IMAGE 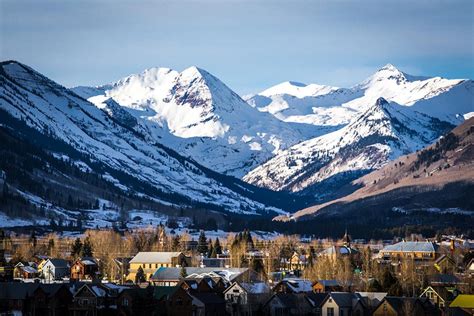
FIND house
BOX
[320,292,366,316]
[13,262,39,279]
[128,252,191,281]
[312,280,344,293]
[70,257,99,280]
[272,278,313,294]
[0,283,72,316]
[112,257,131,283]
[117,286,160,316]
[306,293,329,316]
[167,285,226,316]
[42,258,70,281]
[223,281,271,315]
[379,241,438,264]
[448,294,474,315]
[167,287,196,316]
[318,231,359,261]
[373,296,439,316]
[70,282,130,316]
[434,255,457,273]
[263,292,315,316]
[355,292,387,313]
[30,284,73,316]
[289,252,309,271]
[419,285,457,308]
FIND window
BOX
[123,298,129,306]
[327,307,334,316]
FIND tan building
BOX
[379,241,438,263]
[128,252,190,281]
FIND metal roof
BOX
[381,241,437,253]
[130,252,183,264]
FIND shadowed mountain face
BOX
[279,117,474,223]
[0,60,296,221]
[0,60,472,233]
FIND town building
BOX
[223,281,271,315]
[42,258,70,281]
[70,257,99,280]
[128,252,191,281]
[378,241,438,263]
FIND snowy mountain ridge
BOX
[0,60,286,216]
[73,65,329,177]
[245,64,473,126]
[243,97,455,193]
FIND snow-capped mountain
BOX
[245,64,473,126]
[0,60,287,215]
[243,97,455,192]
[73,67,329,177]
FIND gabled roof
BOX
[306,292,329,307]
[382,296,419,312]
[240,282,270,294]
[268,292,312,309]
[151,267,248,283]
[421,286,454,302]
[319,245,358,256]
[316,279,342,287]
[323,292,361,308]
[435,254,455,265]
[273,278,313,293]
[429,273,461,285]
[381,241,437,253]
[130,252,183,264]
[190,292,225,305]
[46,258,69,268]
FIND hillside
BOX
[0,60,299,224]
[280,117,474,223]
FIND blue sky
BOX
[1,0,473,94]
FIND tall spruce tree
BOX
[197,230,208,255]
[214,237,222,256]
[71,238,83,258]
[82,237,93,257]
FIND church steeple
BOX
[342,229,351,246]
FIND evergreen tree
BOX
[135,266,146,283]
[251,258,266,276]
[208,239,214,258]
[71,238,83,258]
[48,238,55,256]
[214,237,222,256]
[82,236,93,257]
[180,265,187,278]
[197,230,208,255]
[29,231,37,249]
[172,235,181,251]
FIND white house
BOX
[42,259,70,281]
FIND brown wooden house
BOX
[70,258,99,281]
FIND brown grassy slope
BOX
[280,117,474,221]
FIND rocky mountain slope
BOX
[279,117,474,222]
[0,60,293,219]
[73,67,329,177]
[244,97,455,194]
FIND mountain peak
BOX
[375,97,389,107]
[378,63,399,72]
